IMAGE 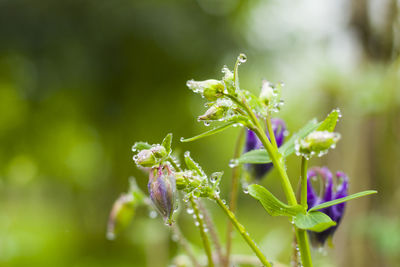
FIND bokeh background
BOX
[0,0,399,266]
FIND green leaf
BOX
[132,142,151,152]
[180,122,235,143]
[317,109,341,132]
[248,184,305,217]
[237,149,272,164]
[294,211,336,232]
[184,151,205,176]
[236,119,319,164]
[308,190,377,212]
[161,133,173,155]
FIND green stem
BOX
[295,229,313,267]
[214,196,272,267]
[225,128,245,267]
[226,94,313,266]
[300,157,308,208]
[297,156,312,267]
[266,115,278,149]
[190,197,214,267]
[226,94,297,205]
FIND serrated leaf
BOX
[132,142,151,152]
[180,122,235,143]
[161,133,173,155]
[317,109,340,132]
[184,151,205,176]
[248,184,305,217]
[294,211,336,232]
[308,190,377,212]
[236,119,319,164]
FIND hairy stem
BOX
[225,128,245,267]
[300,157,308,208]
[190,197,214,267]
[266,115,278,149]
[172,224,201,267]
[214,196,272,267]
[295,229,313,267]
[198,201,224,265]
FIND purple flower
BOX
[148,165,177,225]
[307,167,348,246]
[244,118,286,179]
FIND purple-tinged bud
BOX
[148,165,177,225]
[150,145,167,158]
[307,167,349,246]
[244,118,286,179]
[107,193,135,240]
[186,79,225,101]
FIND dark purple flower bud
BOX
[244,118,286,179]
[148,165,177,225]
[307,167,349,246]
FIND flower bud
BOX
[107,193,135,240]
[148,166,177,225]
[198,105,228,121]
[259,80,274,105]
[134,149,156,167]
[307,167,348,246]
[151,145,167,158]
[186,79,225,101]
[203,80,224,101]
[298,131,341,157]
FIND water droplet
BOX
[194,221,200,226]
[204,228,209,232]
[133,155,139,161]
[229,159,239,168]
[149,210,158,218]
[237,53,247,64]
[106,232,116,240]
[180,137,185,142]
[187,208,194,214]
[204,121,210,126]
[172,234,179,242]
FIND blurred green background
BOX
[0,0,399,266]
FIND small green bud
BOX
[259,80,274,105]
[296,131,341,158]
[198,104,228,121]
[186,79,224,101]
[134,149,156,167]
[151,145,167,159]
[107,193,135,240]
[202,80,224,101]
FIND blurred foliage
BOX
[0,0,399,266]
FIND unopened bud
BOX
[148,166,177,225]
[198,105,228,121]
[135,149,156,167]
[259,80,274,105]
[298,131,341,156]
[151,145,167,158]
[107,193,135,240]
